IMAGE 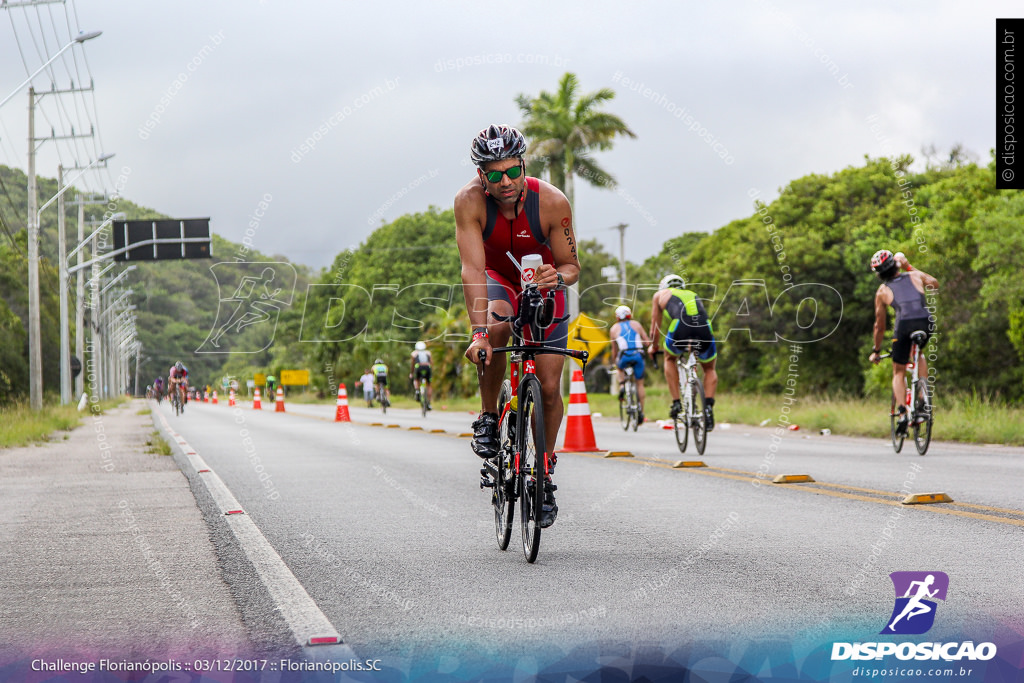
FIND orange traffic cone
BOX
[228,389,236,407]
[335,384,351,422]
[253,388,262,410]
[275,386,285,412]
[212,390,218,405]
[557,368,600,452]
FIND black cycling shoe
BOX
[471,412,500,459]
[539,477,558,528]
[669,400,682,420]
[895,413,909,436]
[704,405,715,432]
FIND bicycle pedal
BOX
[480,477,494,489]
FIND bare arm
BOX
[648,291,665,354]
[454,186,490,331]
[870,285,889,361]
[533,184,580,289]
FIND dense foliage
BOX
[3,153,1021,405]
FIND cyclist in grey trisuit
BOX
[868,250,939,436]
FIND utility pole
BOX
[26,87,42,409]
[610,223,628,300]
[75,196,108,400]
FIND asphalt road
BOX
[157,397,1024,679]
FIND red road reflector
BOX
[308,635,341,646]
[225,509,245,515]
[198,468,211,473]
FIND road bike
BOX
[169,381,185,416]
[879,330,933,455]
[478,283,588,563]
[376,379,390,414]
[662,343,708,455]
[619,364,641,431]
[416,377,430,417]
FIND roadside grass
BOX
[0,396,128,449]
[232,384,1024,445]
[145,430,173,456]
[136,407,151,416]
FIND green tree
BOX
[515,72,636,210]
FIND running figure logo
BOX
[198,262,296,353]
[881,571,949,635]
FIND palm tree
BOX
[515,72,636,214]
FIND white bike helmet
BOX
[614,305,631,320]
[659,274,685,290]
[415,341,426,350]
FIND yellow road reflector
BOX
[902,492,953,505]
[430,429,446,433]
[673,460,707,468]
[458,432,473,437]
[386,424,401,428]
[604,451,633,458]
[369,422,383,426]
[772,474,815,483]
[407,426,423,431]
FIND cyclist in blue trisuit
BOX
[610,305,650,425]
[648,274,718,430]
[868,250,939,436]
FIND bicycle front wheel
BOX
[518,376,545,563]
[890,395,905,453]
[494,381,515,551]
[913,381,932,455]
[691,377,708,455]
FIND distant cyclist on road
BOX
[168,361,189,407]
[868,250,939,436]
[455,124,581,529]
[153,376,164,402]
[648,274,718,429]
[410,341,433,410]
[610,305,650,425]
[372,358,390,404]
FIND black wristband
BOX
[872,348,880,354]
[472,327,488,336]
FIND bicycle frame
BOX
[480,283,588,563]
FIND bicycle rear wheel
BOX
[675,383,690,453]
[913,380,932,455]
[518,376,545,563]
[691,377,708,455]
[494,381,515,550]
[420,382,428,417]
[890,395,905,453]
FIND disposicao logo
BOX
[882,571,948,635]
[831,571,997,662]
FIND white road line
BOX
[155,412,347,649]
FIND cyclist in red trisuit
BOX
[455,124,581,528]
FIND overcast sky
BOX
[0,1,1012,271]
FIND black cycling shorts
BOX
[891,317,934,365]
[415,366,431,381]
[376,374,388,387]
